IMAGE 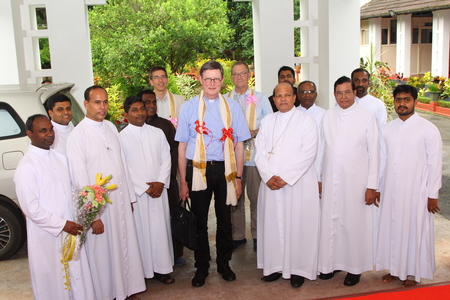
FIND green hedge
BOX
[418,96,431,104]
[438,100,450,109]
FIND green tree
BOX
[224,0,253,62]
[89,0,232,95]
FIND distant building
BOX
[359,0,450,78]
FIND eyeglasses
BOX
[202,77,222,84]
[299,90,316,94]
[232,72,248,77]
[152,75,167,80]
[335,90,353,96]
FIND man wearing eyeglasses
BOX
[351,68,387,133]
[296,80,325,127]
[316,76,379,287]
[175,60,251,287]
[227,61,272,252]
[149,66,185,127]
[268,66,300,112]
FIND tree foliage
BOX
[89,0,232,95]
[224,0,253,62]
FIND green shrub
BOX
[418,96,431,104]
[438,100,450,109]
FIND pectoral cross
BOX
[268,151,274,160]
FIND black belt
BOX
[187,159,224,166]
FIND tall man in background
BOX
[268,66,300,112]
[296,80,325,127]
[228,61,272,251]
[46,93,73,155]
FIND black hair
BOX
[26,114,48,132]
[123,96,144,113]
[46,93,71,111]
[334,76,352,92]
[277,66,295,78]
[137,89,155,98]
[393,84,418,100]
[351,68,370,80]
[298,80,317,92]
[84,85,106,101]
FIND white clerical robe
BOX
[255,107,320,280]
[317,103,379,275]
[376,113,442,281]
[66,117,146,300]
[297,103,325,128]
[120,123,174,277]
[14,144,95,300]
[356,94,387,133]
[51,120,73,155]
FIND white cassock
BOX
[120,123,174,277]
[51,120,73,155]
[317,103,379,275]
[255,107,320,280]
[14,145,95,300]
[297,103,325,128]
[66,117,146,300]
[356,94,387,133]
[376,113,442,281]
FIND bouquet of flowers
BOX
[61,173,116,289]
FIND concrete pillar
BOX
[1,0,105,105]
[368,17,382,62]
[318,0,361,108]
[252,0,296,97]
[431,9,450,77]
[396,14,412,78]
[0,0,21,84]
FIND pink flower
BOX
[246,94,257,106]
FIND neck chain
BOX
[268,111,295,160]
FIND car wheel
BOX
[0,204,26,260]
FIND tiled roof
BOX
[361,0,450,19]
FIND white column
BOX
[395,14,412,78]
[0,0,21,84]
[431,9,450,77]
[318,0,361,108]
[369,17,382,61]
[252,0,295,97]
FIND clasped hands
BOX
[146,182,164,198]
[266,175,287,190]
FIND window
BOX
[381,29,388,45]
[390,20,397,44]
[0,103,26,140]
[412,28,419,44]
[361,29,369,45]
[421,28,432,44]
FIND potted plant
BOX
[427,83,441,102]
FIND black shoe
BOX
[191,269,209,287]
[344,273,361,286]
[261,272,282,282]
[290,275,305,288]
[217,265,236,281]
[233,238,247,250]
[319,270,341,280]
[253,238,257,252]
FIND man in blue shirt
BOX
[175,60,251,287]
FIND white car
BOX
[0,82,84,260]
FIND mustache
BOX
[398,106,408,110]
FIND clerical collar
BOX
[29,143,50,156]
[203,95,219,103]
[279,106,296,119]
[127,123,145,131]
[51,120,72,132]
[337,101,357,114]
[84,116,103,128]
[400,111,417,123]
